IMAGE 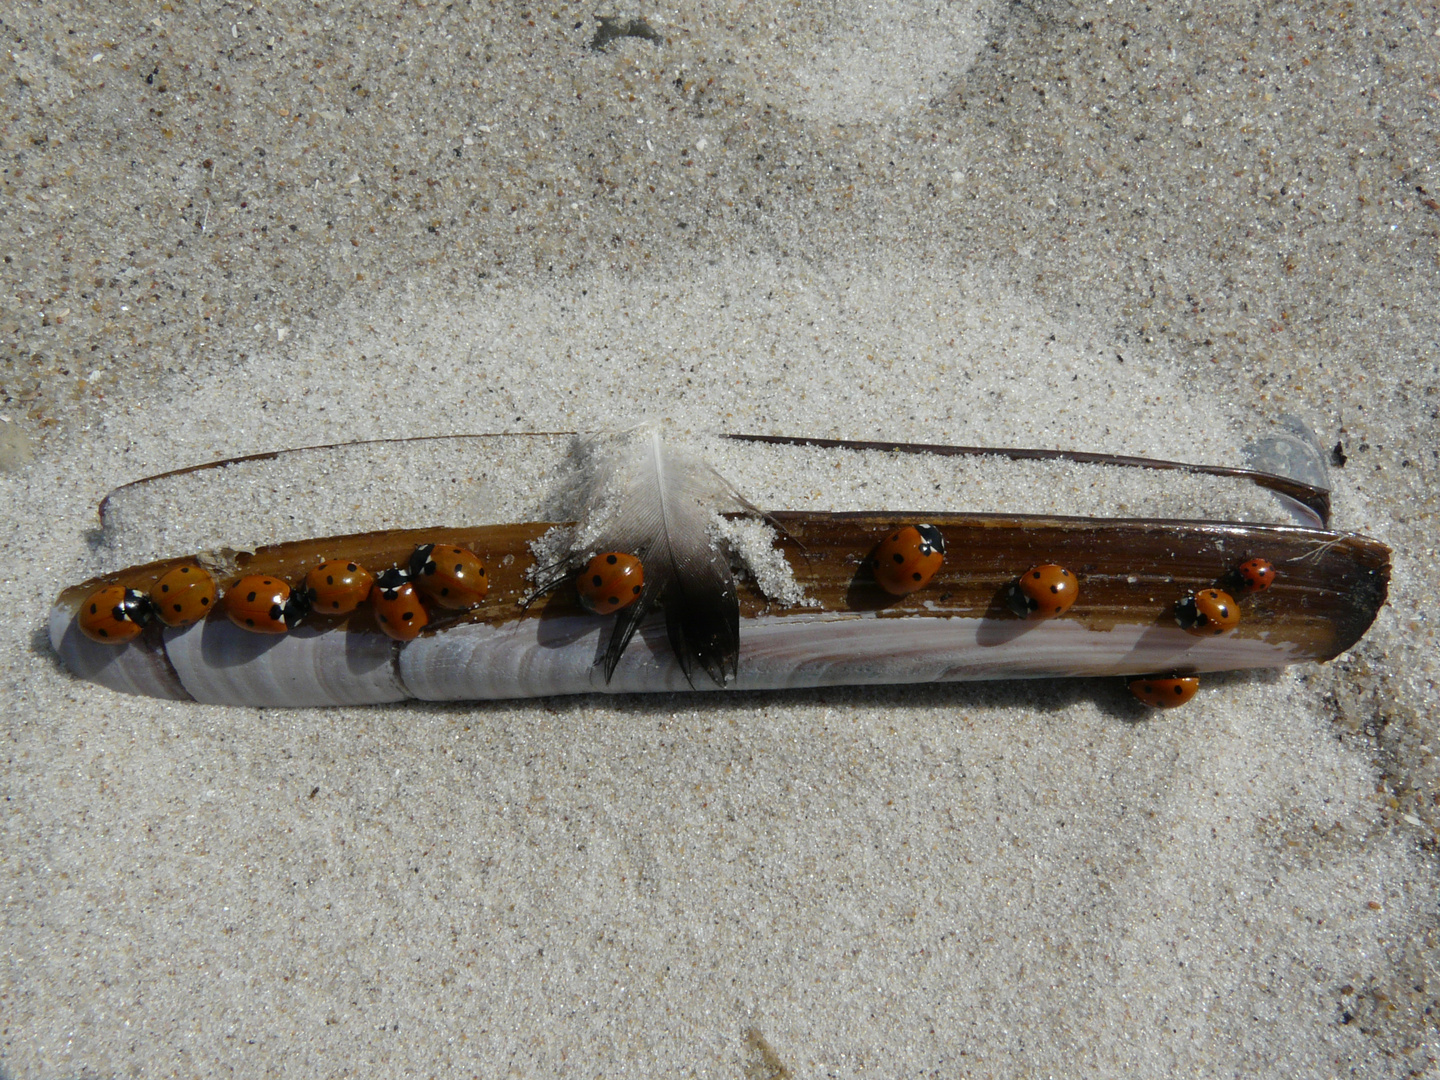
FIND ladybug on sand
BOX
[371,567,430,641]
[577,552,644,615]
[78,585,154,643]
[304,560,375,615]
[872,524,946,596]
[1176,588,1240,637]
[409,544,488,609]
[223,575,309,634]
[1129,675,1200,708]
[1007,564,1080,619]
[150,565,216,628]
[1235,557,1276,594]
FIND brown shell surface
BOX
[54,512,1390,666]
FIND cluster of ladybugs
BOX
[75,523,1275,711]
[77,545,645,645]
[872,524,1277,710]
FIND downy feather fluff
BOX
[546,428,758,686]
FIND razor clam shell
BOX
[725,433,1334,526]
[50,513,1390,706]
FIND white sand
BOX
[3,1,1437,1075]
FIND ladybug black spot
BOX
[892,553,905,564]
[606,554,618,564]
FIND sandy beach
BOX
[3,1,1437,1075]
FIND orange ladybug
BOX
[1236,557,1276,594]
[872,524,945,596]
[223,575,307,634]
[149,565,216,627]
[1008,564,1079,619]
[77,585,153,643]
[1129,675,1200,708]
[409,544,488,609]
[371,567,429,641]
[577,552,644,615]
[1176,588,1240,636]
[303,560,375,615]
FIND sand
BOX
[3,0,1437,1075]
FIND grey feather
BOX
[571,429,751,686]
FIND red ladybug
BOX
[872,524,945,596]
[1236,557,1276,594]
[1129,676,1200,708]
[409,544,488,609]
[223,575,308,634]
[303,560,375,615]
[149,565,216,627]
[577,552,644,615]
[1176,588,1240,636]
[371,567,429,641]
[77,585,153,643]
[1008,564,1079,619]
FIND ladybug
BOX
[223,575,309,634]
[1236,557,1276,594]
[1007,564,1079,619]
[872,524,946,596]
[371,567,429,641]
[1129,676,1200,708]
[577,551,644,615]
[303,559,375,615]
[409,544,488,609]
[77,585,154,643]
[1176,588,1240,636]
[149,565,216,627]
